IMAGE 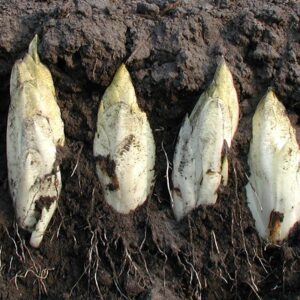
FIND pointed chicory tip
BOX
[214,56,232,83]
[265,87,276,98]
[28,34,40,63]
[112,63,132,86]
[260,87,279,108]
[219,55,226,66]
[116,63,129,77]
[117,63,126,72]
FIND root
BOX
[253,248,268,275]
[210,228,235,285]
[184,257,202,297]
[87,229,104,298]
[138,218,152,283]
[175,251,201,298]
[8,257,13,273]
[70,188,104,299]
[12,266,54,296]
[70,143,84,177]
[74,193,148,300]
[211,230,220,254]
[114,279,130,300]
[103,234,135,299]
[161,141,174,208]
[49,204,67,243]
[209,232,230,285]
[119,245,138,277]
[4,225,25,263]
[125,33,151,65]
[188,216,195,262]
[70,225,104,299]
[150,227,168,288]
[120,237,152,293]
[0,247,3,273]
[5,223,54,297]
[233,165,261,299]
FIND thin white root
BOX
[162,141,174,208]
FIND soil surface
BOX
[1,0,300,299]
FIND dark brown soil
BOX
[1,0,300,299]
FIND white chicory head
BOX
[172,59,239,221]
[93,64,155,214]
[246,89,300,242]
[7,35,65,248]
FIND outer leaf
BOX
[172,59,239,220]
[7,35,65,248]
[172,115,196,220]
[246,90,300,242]
[93,64,155,214]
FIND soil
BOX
[0,0,300,299]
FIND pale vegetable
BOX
[7,35,65,248]
[93,64,155,214]
[246,89,300,242]
[172,59,239,221]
